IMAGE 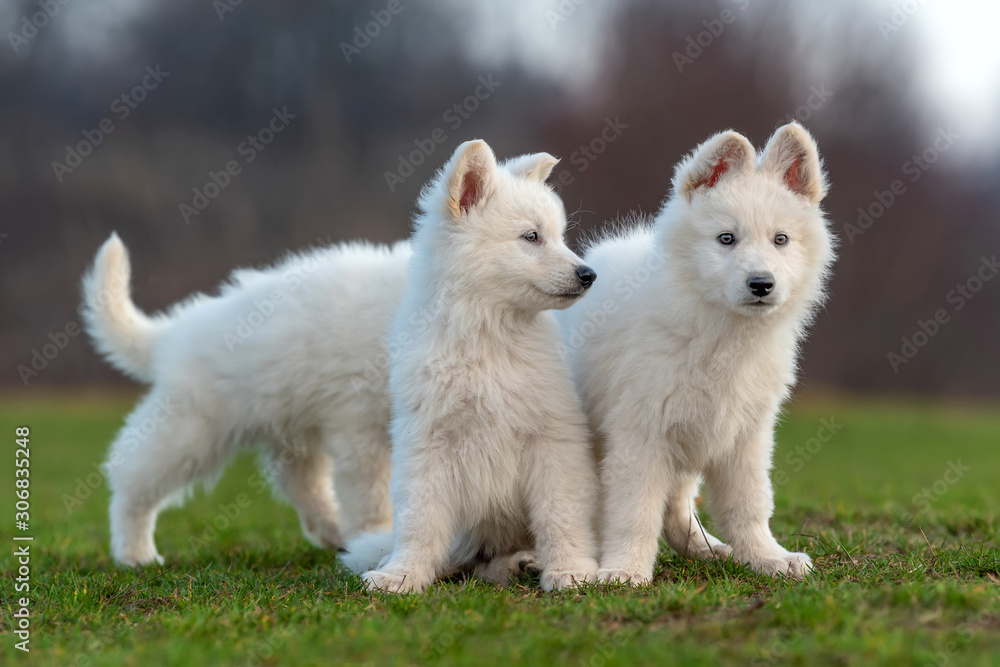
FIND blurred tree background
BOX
[1,0,997,396]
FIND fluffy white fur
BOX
[82,233,413,565]
[557,122,836,584]
[341,140,600,593]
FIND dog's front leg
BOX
[522,431,599,591]
[361,455,459,594]
[704,423,812,579]
[596,431,672,586]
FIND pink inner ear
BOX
[699,157,730,189]
[784,156,804,193]
[459,170,482,213]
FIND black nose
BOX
[576,266,596,289]
[747,274,775,297]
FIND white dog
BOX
[558,122,835,584]
[83,233,413,565]
[340,140,600,593]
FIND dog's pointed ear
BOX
[673,131,755,202]
[445,139,498,217]
[760,122,828,204]
[504,153,560,183]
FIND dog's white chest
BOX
[659,346,781,470]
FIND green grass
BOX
[1,394,998,666]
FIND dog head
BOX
[414,139,595,311]
[664,122,835,318]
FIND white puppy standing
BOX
[82,236,411,565]
[343,140,600,593]
[559,122,835,584]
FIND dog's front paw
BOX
[541,559,598,592]
[749,551,813,579]
[361,569,423,594]
[541,570,595,592]
[707,542,734,561]
[596,567,651,587]
[114,545,164,567]
[682,541,733,562]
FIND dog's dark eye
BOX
[718,233,735,245]
[774,234,789,246]
[523,231,539,243]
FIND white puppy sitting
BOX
[559,122,836,584]
[342,140,600,593]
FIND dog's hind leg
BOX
[661,474,732,561]
[326,426,393,538]
[266,431,344,550]
[465,517,538,584]
[107,392,228,566]
[474,550,542,584]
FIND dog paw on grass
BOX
[742,550,813,579]
[542,563,599,592]
[596,567,651,587]
[362,569,424,594]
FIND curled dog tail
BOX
[340,530,394,575]
[81,233,162,383]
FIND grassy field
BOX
[1,394,998,666]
